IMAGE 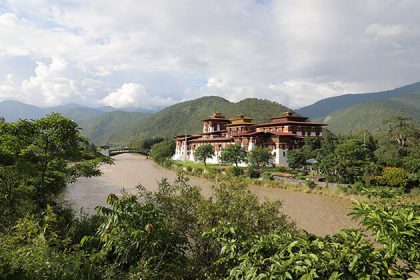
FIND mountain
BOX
[77,111,150,145]
[0,100,47,122]
[129,96,292,141]
[297,82,420,135]
[47,103,105,123]
[297,82,420,121]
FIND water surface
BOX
[62,153,357,236]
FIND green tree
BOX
[0,113,110,210]
[247,147,273,171]
[219,144,247,167]
[334,138,372,184]
[149,139,175,162]
[286,149,305,169]
[193,144,215,166]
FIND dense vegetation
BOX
[1,114,419,279]
[286,116,420,190]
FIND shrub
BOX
[248,167,260,178]
[262,172,274,181]
[306,179,316,188]
[228,166,244,177]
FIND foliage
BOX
[317,138,374,184]
[130,136,164,150]
[0,114,111,224]
[376,167,409,188]
[0,206,101,279]
[149,139,175,162]
[91,192,188,278]
[219,144,247,167]
[193,144,215,166]
[247,147,274,171]
[286,149,305,169]
[351,188,420,276]
[206,189,420,279]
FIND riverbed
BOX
[62,153,357,236]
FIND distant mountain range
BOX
[0,97,291,144]
[297,82,420,135]
[1,81,419,143]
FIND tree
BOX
[376,116,420,165]
[286,149,305,169]
[247,147,273,171]
[193,144,215,166]
[0,113,110,210]
[334,138,372,184]
[150,139,175,162]
[219,144,247,167]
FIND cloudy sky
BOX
[0,0,419,110]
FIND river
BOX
[62,153,357,236]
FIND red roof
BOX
[174,134,201,140]
[254,120,326,127]
[231,131,298,137]
[201,130,227,135]
[270,131,298,136]
[201,117,231,122]
[189,137,233,143]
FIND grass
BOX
[173,160,227,169]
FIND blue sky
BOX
[0,0,419,109]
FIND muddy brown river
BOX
[62,153,357,236]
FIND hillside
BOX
[325,91,420,135]
[296,82,420,135]
[78,111,150,144]
[297,82,420,121]
[0,101,106,122]
[0,100,47,121]
[128,96,292,143]
[48,103,105,123]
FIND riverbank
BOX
[63,153,358,236]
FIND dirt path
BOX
[62,153,357,236]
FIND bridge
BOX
[100,146,149,157]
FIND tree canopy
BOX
[193,144,215,166]
[219,144,247,167]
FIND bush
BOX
[306,179,316,188]
[262,172,274,181]
[228,166,244,177]
[248,167,260,178]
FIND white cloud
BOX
[21,56,79,106]
[0,0,420,109]
[100,83,174,109]
[366,23,414,38]
[0,74,18,101]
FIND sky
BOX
[0,0,419,110]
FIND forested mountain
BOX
[129,96,292,143]
[0,97,292,145]
[297,82,420,135]
[78,111,150,144]
[297,82,420,120]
